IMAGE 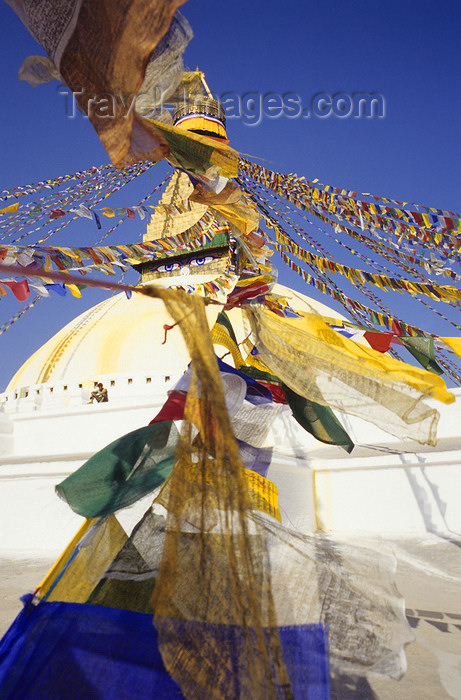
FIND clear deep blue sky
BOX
[0,1,460,390]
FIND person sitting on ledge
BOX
[89,382,108,403]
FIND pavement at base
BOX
[0,557,55,636]
[0,535,460,699]
[331,534,461,699]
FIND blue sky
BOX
[0,0,460,390]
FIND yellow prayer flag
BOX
[66,283,82,298]
[211,323,245,368]
[38,518,97,598]
[212,200,259,235]
[0,202,19,213]
[245,471,281,521]
[259,307,454,404]
[181,458,281,521]
[46,517,127,603]
[439,337,461,358]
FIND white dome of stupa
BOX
[5,282,344,398]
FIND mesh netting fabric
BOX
[253,514,413,679]
[148,289,292,698]
[83,505,412,682]
[244,306,454,446]
[86,509,166,614]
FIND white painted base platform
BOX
[0,379,460,555]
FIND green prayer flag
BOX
[401,337,444,375]
[216,310,239,345]
[154,123,215,175]
[241,364,284,385]
[369,311,381,326]
[282,384,354,453]
[56,422,178,518]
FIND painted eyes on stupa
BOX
[190,255,214,267]
[156,262,180,273]
[155,255,217,273]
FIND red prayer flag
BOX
[150,391,187,424]
[363,331,394,353]
[2,279,31,301]
[259,382,287,404]
[49,210,66,220]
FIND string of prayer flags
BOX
[238,163,461,385]
[0,163,143,202]
[270,216,461,304]
[0,295,41,337]
[245,173,461,284]
[240,158,461,242]
[274,244,428,336]
[0,218,227,283]
[0,164,170,253]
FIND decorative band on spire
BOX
[173,97,227,140]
